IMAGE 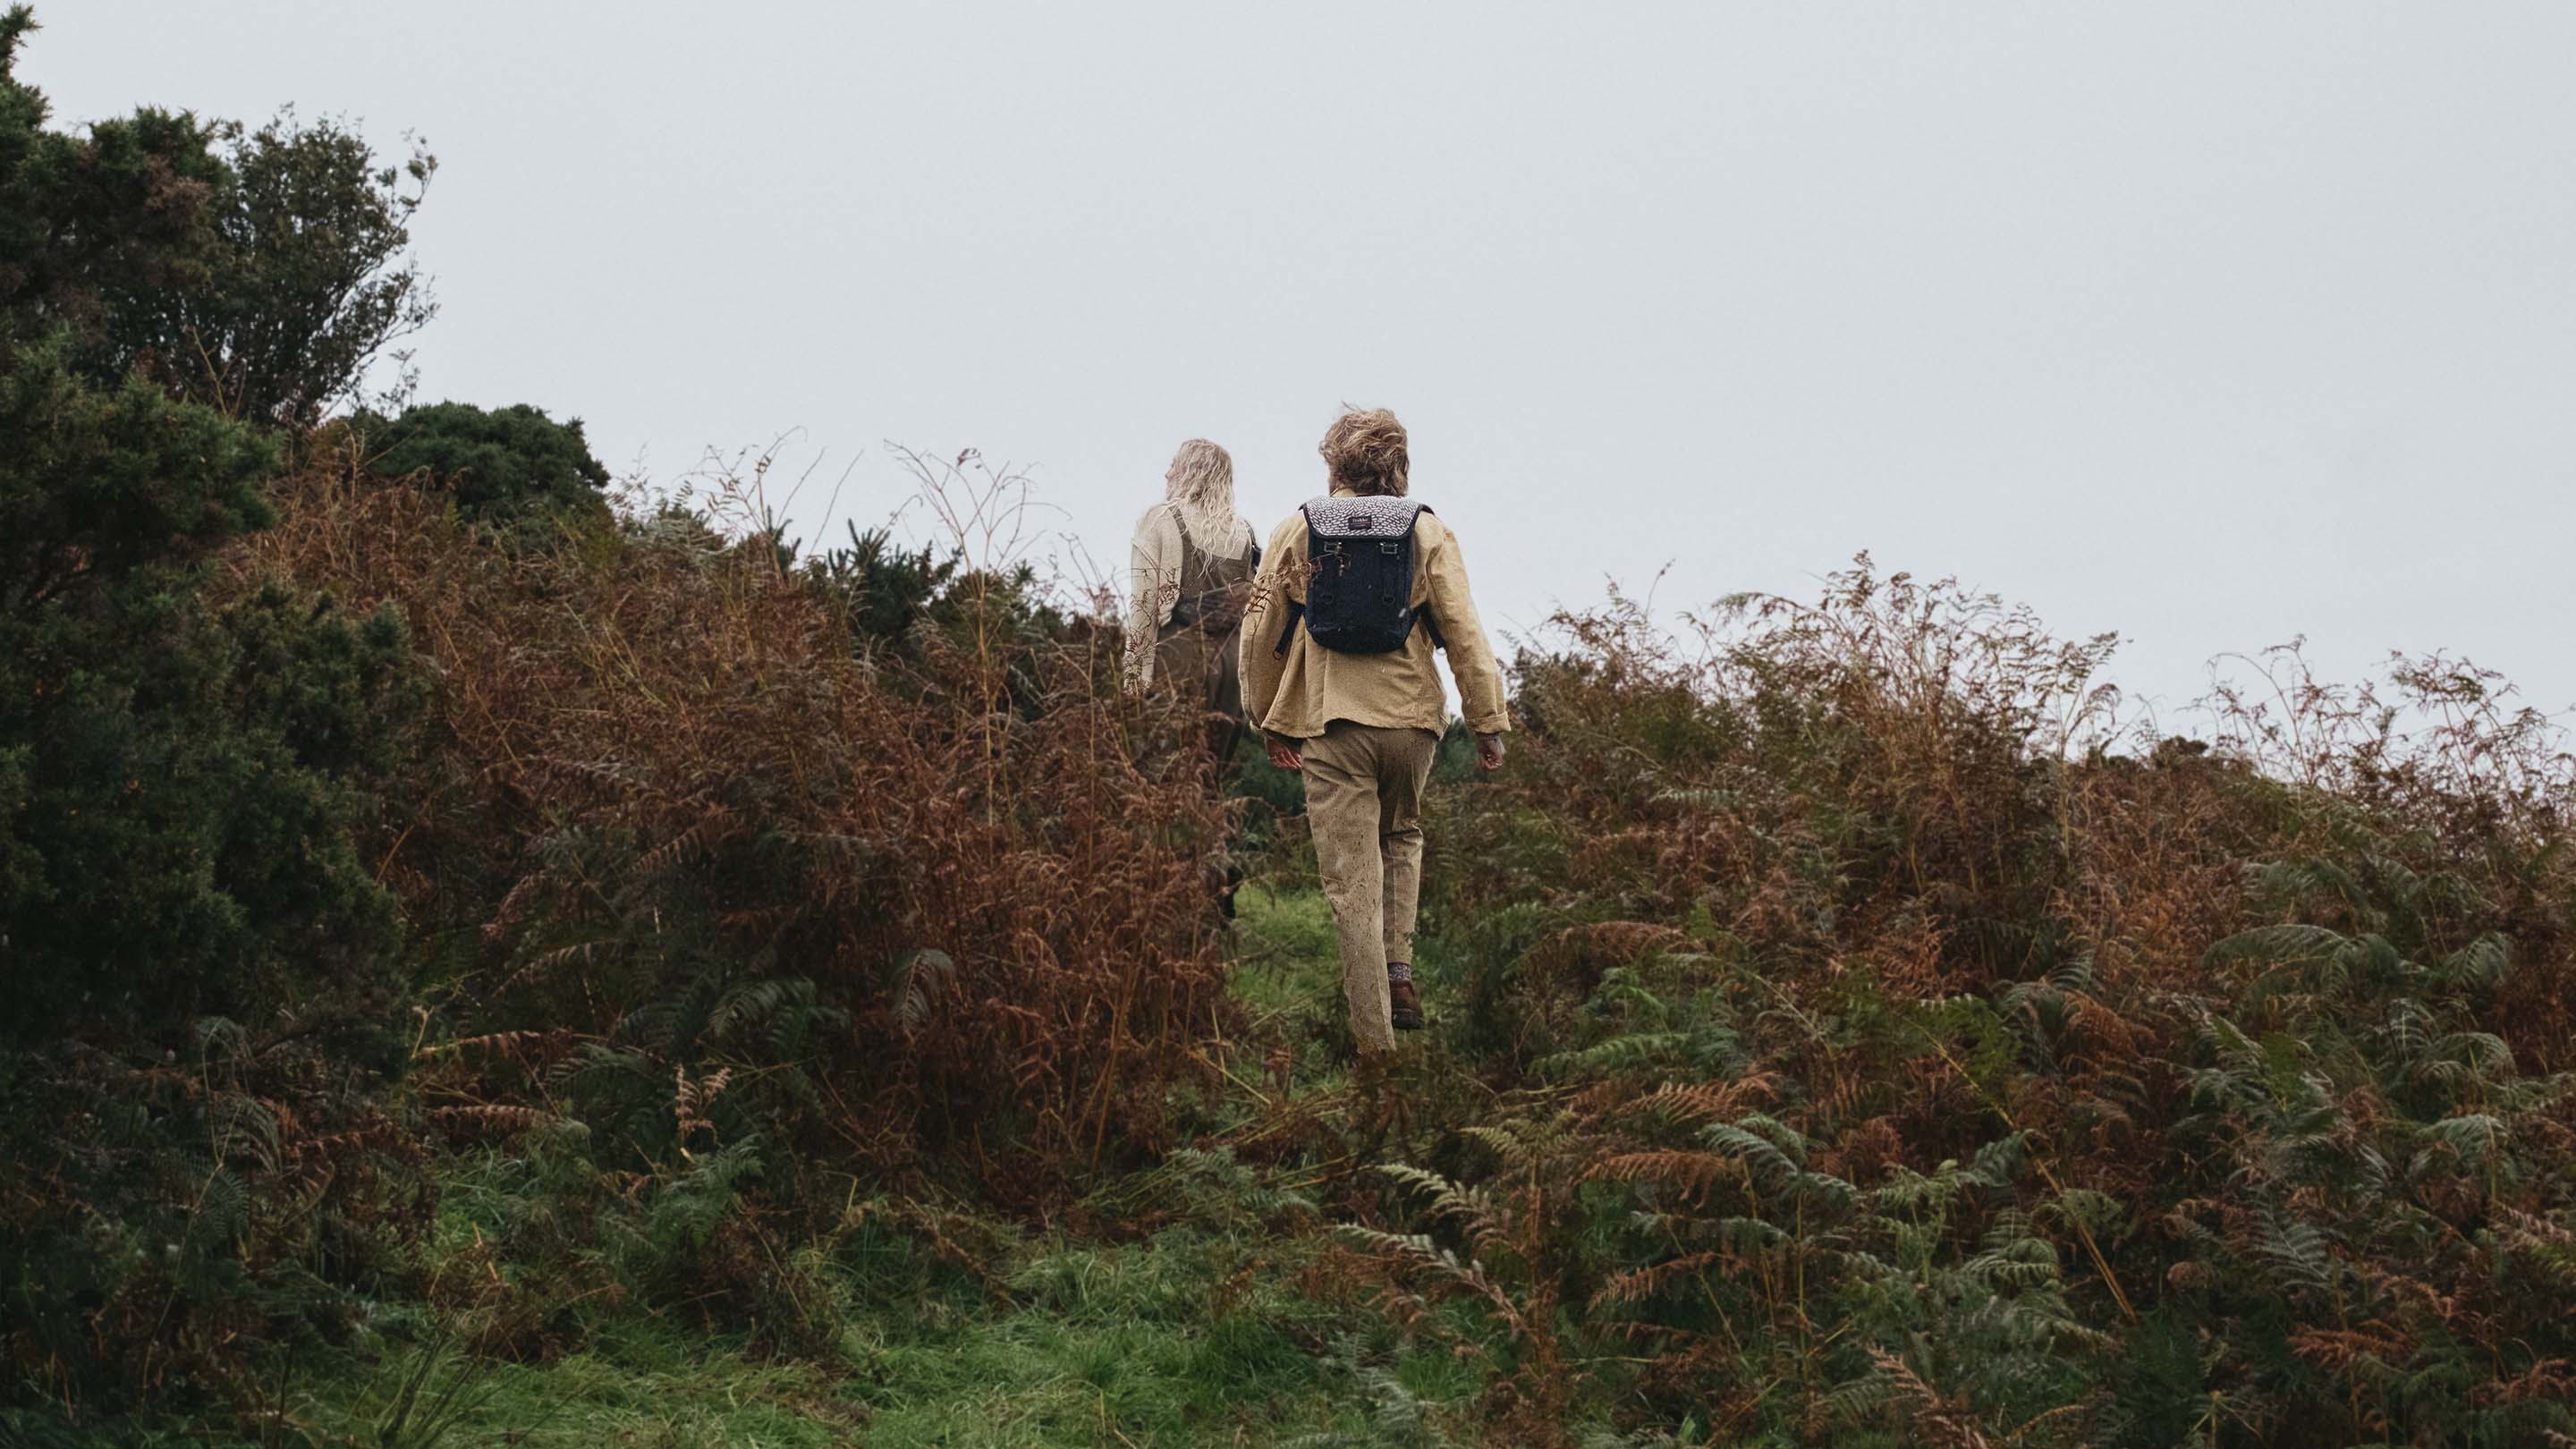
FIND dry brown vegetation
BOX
[228,455,1242,1201]
[1330,560,2576,1446]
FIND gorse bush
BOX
[798,520,961,661]
[349,400,612,528]
[1329,558,2576,1447]
[1,15,433,1417]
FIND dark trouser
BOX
[1154,623,1247,764]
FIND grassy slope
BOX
[199,886,1493,1449]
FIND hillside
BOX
[16,444,2575,1448]
[6,11,2576,1446]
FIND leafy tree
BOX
[0,5,434,430]
[150,108,437,428]
[0,14,419,1046]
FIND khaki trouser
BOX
[1300,720,1438,1053]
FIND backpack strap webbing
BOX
[1272,599,1304,658]
[1409,503,1444,649]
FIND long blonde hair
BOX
[1164,437,1243,551]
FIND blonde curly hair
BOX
[1318,406,1409,498]
[1163,437,1241,549]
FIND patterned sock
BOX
[1385,962,1412,983]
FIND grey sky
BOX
[34,2,2576,720]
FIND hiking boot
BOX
[1387,972,1426,1032]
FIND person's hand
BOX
[1266,734,1304,771]
[1475,733,1506,771]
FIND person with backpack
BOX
[1239,407,1509,1052]
[1123,438,1263,764]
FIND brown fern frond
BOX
[1866,1347,1995,1449]
[415,1028,574,1060]
[2474,1357,2576,1409]
[1555,920,1696,961]
[2287,1322,2412,1377]
[1589,1251,1719,1309]
[673,1064,733,1139]
[427,1104,552,1136]
[1580,1149,1738,1200]
[480,870,544,941]
[638,805,734,873]
[1612,1075,1781,1126]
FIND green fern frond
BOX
[1374,1163,1500,1236]
[2209,922,2353,968]
[2437,933,2512,989]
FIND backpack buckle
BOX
[1377,541,1401,555]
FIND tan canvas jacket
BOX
[1239,488,1510,741]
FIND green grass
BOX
[1230,877,1477,1070]
[251,1321,855,1449]
[1224,883,1362,1109]
[1229,882,1342,1023]
[165,886,1501,1449]
[844,1230,1418,1448]
[229,1220,1464,1449]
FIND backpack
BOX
[1271,496,1447,657]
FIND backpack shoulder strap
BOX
[1271,594,1305,657]
[1398,501,1443,648]
[1271,502,1319,657]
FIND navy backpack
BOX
[1272,496,1446,657]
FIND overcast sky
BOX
[32,3,2576,722]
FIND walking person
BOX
[1239,407,1508,1053]
[1123,438,1262,765]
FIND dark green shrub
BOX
[1,13,428,1417]
[353,400,611,527]
[0,338,415,1046]
[798,521,960,658]
[0,348,423,1413]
